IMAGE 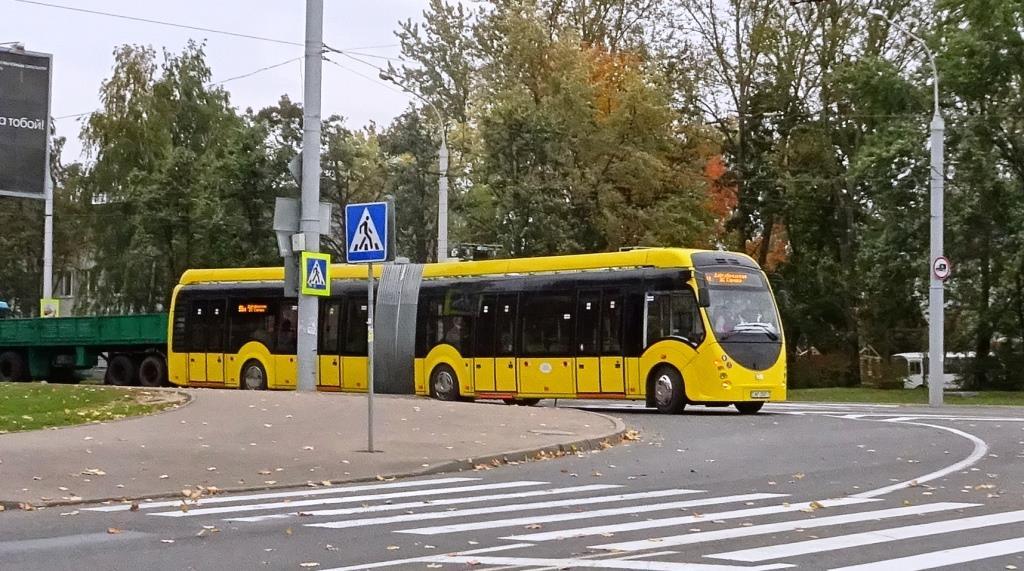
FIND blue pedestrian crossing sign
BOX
[300,252,331,296]
[345,201,390,263]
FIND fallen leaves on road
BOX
[622,430,640,441]
[299,563,320,568]
[107,528,122,535]
[793,473,806,480]
[386,545,400,551]
[130,502,140,512]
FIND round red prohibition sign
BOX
[933,256,952,281]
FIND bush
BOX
[789,353,854,389]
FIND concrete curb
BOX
[2,409,628,510]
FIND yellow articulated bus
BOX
[167,248,786,414]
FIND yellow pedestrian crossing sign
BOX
[300,252,331,296]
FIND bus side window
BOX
[276,301,298,354]
[601,293,624,355]
[172,295,190,353]
[521,292,574,356]
[670,292,704,343]
[227,298,278,353]
[319,300,342,355]
[645,293,669,345]
[342,298,368,356]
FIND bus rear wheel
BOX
[502,398,540,406]
[105,355,138,386]
[0,351,27,382]
[430,365,460,401]
[138,355,167,387]
[652,367,686,414]
[735,401,764,415]
[241,360,267,390]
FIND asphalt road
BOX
[5,400,1024,570]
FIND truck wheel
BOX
[138,356,167,387]
[0,351,27,382]
[241,360,267,390]
[50,366,80,384]
[105,355,138,386]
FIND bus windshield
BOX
[703,270,781,340]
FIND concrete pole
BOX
[297,0,323,392]
[437,132,449,262]
[928,111,945,407]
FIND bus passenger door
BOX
[599,293,625,393]
[575,291,601,394]
[204,299,226,384]
[341,298,368,391]
[494,295,518,392]
[472,295,497,392]
[318,300,342,388]
[187,300,208,383]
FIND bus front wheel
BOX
[735,401,764,415]
[651,367,686,414]
[241,360,267,390]
[430,365,460,402]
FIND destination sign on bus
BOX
[705,271,762,287]
[237,303,269,314]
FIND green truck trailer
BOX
[0,314,169,386]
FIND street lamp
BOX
[379,70,450,263]
[869,9,945,407]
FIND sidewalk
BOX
[0,390,624,507]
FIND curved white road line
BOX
[849,420,989,499]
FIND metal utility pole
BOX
[377,71,449,262]
[296,0,324,392]
[870,9,945,406]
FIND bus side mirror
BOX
[695,273,711,308]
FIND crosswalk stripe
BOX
[224,484,621,523]
[709,506,1023,562]
[591,502,976,552]
[352,554,793,571]
[397,492,789,536]
[829,536,1024,571]
[322,543,537,571]
[150,480,547,518]
[84,476,479,512]
[307,488,706,530]
[504,497,871,543]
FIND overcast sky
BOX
[1,0,429,161]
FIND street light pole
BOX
[378,71,449,262]
[870,9,944,407]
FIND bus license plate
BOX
[750,390,771,399]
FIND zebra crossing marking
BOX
[322,542,535,571]
[708,506,1024,562]
[502,497,875,542]
[224,484,620,523]
[307,488,707,530]
[830,536,1024,571]
[338,554,793,571]
[83,476,479,512]
[150,480,547,518]
[591,502,977,552]
[396,492,790,535]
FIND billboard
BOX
[0,48,51,198]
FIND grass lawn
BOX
[0,383,183,433]
[789,387,1024,406]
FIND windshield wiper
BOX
[721,322,779,341]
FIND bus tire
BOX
[735,401,764,415]
[105,355,138,386]
[651,366,686,414]
[241,360,268,391]
[516,398,541,406]
[0,351,27,382]
[430,364,460,402]
[138,355,167,387]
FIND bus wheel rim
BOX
[434,370,454,396]
[655,373,674,406]
[244,365,264,389]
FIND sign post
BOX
[345,201,391,453]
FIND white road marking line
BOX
[150,480,547,518]
[591,502,975,552]
[307,488,706,530]
[852,421,988,499]
[84,476,480,512]
[398,492,789,536]
[829,536,1024,571]
[710,505,1012,561]
[322,542,535,570]
[362,554,793,571]
[507,497,871,542]
[224,484,621,522]
[494,551,682,571]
